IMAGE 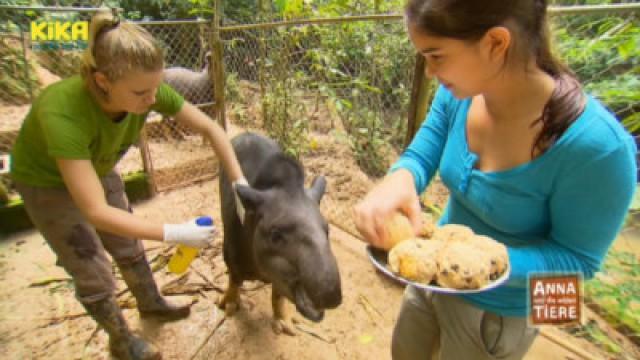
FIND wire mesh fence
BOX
[222,17,414,170]
[137,20,219,192]
[220,17,416,236]
[553,9,639,130]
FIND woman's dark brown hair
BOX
[406,0,586,155]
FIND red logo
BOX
[529,274,582,325]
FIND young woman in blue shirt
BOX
[354,0,636,359]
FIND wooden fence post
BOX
[211,0,226,130]
[405,54,433,148]
[138,127,157,196]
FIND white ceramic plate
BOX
[366,245,510,294]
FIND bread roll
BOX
[436,242,491,289]
[431,224,474,242]
[384,212,415,250]
[467,235,509,279]
[418,212,436,238]
[389,238,444,284]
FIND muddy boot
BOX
[119,255,191,321]
[82,296,161,360]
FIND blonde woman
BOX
[10,10,248,360]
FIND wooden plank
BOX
[153,156,219,192]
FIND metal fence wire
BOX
[137,20,218,193]
[222,18,415,170]
[0,5,639,226]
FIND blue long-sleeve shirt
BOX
[390,86,637,317]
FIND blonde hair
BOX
[81,9,164,100]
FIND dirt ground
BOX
[0,180,613,360]
[0,204,405,360]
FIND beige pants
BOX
[15,171,144,304]
[392,286,538,360]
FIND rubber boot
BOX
[82,296,161,360]
[119,255,191,321]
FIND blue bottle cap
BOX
[196,216,213,226]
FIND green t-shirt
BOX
[10,75,184,187]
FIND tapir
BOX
[217,132,342,334]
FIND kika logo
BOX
[30,20,88,51]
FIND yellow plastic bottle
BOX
[168,216,213,274]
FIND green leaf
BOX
[617,40,633,60]
[622,113,640,133]
[337,99,352,110]
[275,0,287,13]
[284,0,304,17]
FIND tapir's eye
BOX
[270,229,286,245]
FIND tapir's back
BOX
[231,133,281,180]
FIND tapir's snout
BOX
[317,266,342,309]
[298,250,342,318]
[294,275,341,322]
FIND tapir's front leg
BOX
[217,277,241,317]
[271,289,296,336]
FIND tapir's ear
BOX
[236,185,266,209]
[306,176,326,204]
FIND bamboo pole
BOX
[0,5,121,12]
[220,14,403,32]
[133,19,210,26]
[548,3,640,16]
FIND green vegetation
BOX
[585,250,640,342]
[0,36,39,104]
[566,319,626,355]
[561,249,640,357]
[554,8,640,131]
